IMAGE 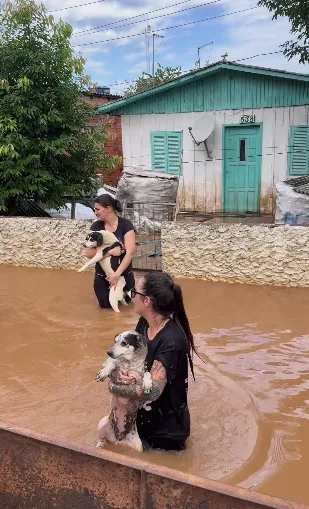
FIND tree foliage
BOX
[124,64,182,97]
[0,0,119,214]
[258,0,309,63]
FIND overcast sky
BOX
[40,0,308,94]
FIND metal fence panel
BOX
[123,202,178,271]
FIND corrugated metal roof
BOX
[0,201,52,217]
[97,60,309,116]
[284,176,309,196]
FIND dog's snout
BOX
[107,349,114,358]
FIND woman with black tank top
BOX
[84,194,136,309]
[108,272,197,451]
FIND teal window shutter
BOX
[289,126,309,176]
[151,131,182,174]
[167,132,182,174]
[151,132,166,172]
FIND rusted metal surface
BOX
[0,423,307,509]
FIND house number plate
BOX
[240,115,255,124]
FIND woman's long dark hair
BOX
[142,272,198,379]
[95,194,122,213]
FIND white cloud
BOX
[209,0,308,73]
[162,51,177,62]
[127,60,148,75]
[124,50,146,62]
[85,59,112,75]
[33,0,309,88]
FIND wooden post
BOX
[71,197,76,219]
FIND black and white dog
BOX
[78,230,131,312]
[96,331,152,452]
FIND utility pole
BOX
[145,24,151,74]
[152,33,164,87]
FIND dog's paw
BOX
[142,371,153,394]
[77,268,84,273]
[96,369,108,382]
[96,439,106,448]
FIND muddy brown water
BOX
[0,265,309,505]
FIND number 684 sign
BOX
[240,115,255,124]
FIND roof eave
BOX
[97,61,309,115]
[97,62,225,114]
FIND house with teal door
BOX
[97,61,309,215]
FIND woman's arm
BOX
[84,246,121,260]
[106,230,136,286]
[109,360,167,402]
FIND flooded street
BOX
[0,265,309,505]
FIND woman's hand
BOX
[106,272,120,288]
[84,247,96,259]
[119,368,139,384]
[108,370,137,394]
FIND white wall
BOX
[121,106,309,213]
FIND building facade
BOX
[98,62,309,214]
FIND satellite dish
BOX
[190,115,215,143]
[188,115,214,159]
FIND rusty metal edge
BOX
[0,421,307,509]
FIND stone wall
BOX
[2,218,309,287]
[0,218,92,270]
[161,222,309,287]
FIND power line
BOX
[49,0,106,13]
[73,5,260,47]
[102,50,285,89]
[74,0,201,35]
[237,50,283,62]
[73,0,222,38]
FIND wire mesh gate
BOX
[123,202,178,271]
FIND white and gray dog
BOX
[78,230,131,312]
[96,331,152,452]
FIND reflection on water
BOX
[0,266,309,505]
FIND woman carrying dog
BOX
[84,194,136,309]
[108,272,196,451]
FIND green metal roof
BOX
[97,61,309,116]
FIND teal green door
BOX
[223,126,261,213]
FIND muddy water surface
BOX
[0,266,309,505]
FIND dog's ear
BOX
[92,232,103,246]
[125,333,140,351]
[138,334,148,348]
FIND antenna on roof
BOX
[196,41,213,69]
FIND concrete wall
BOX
[161,222,309,287]
[0,218,92,270]
[121,105,309,214]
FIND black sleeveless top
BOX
[90,217,134,276]
[135,317,190,443]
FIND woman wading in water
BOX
[84,194,136,309]
[109,272,197,451]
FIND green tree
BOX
[124,63,182,97]
[258,0,309,63]
[0,0,119,215]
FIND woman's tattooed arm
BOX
[109,360,167,402]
